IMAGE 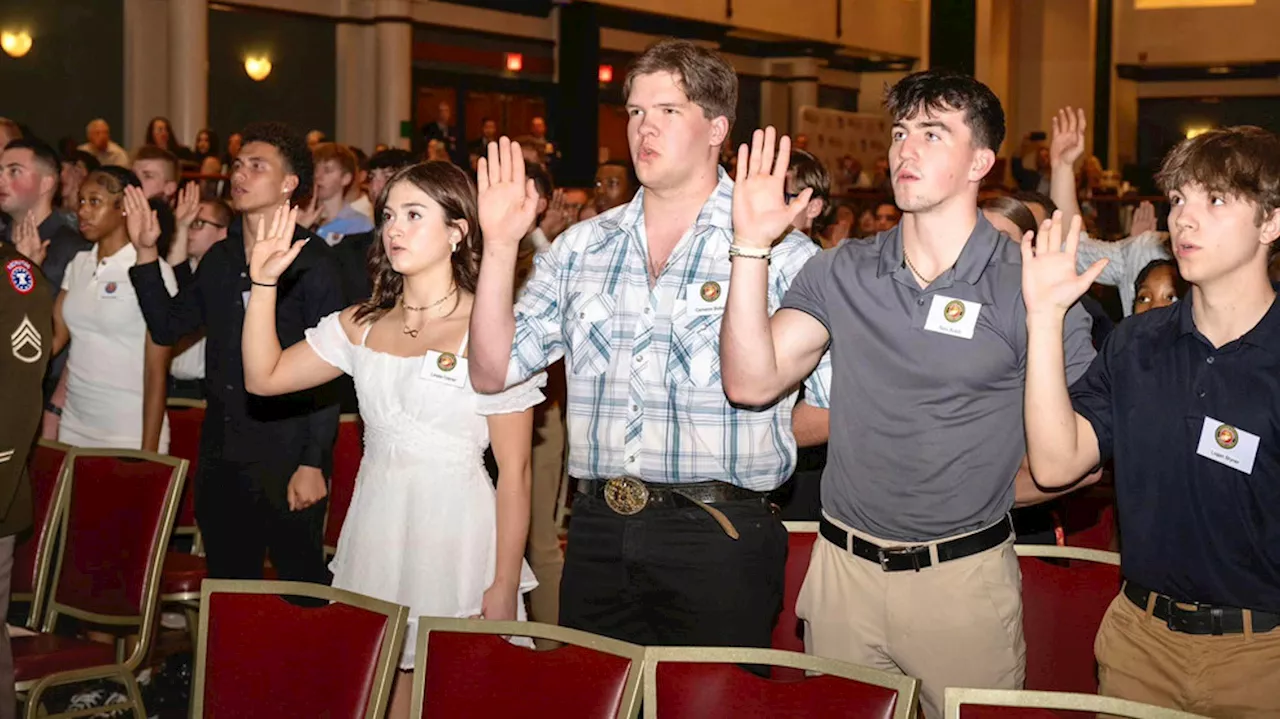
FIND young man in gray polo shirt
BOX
[720,71,1096,718]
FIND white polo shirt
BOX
[60,243,178,451]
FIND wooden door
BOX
[598,104,630,164]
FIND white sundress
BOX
[305,311,543,668]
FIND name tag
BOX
[97,280,122,300]
[1196,416,1259,475]
[421,350,467,388]
[923,295,981,339]
[687,280,728,316]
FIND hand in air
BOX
[1049,107,1087,168]
[477,137,539,251]
[13,213,48,266]
[123,185,161,250]
[247,204,304,285]
[1129,201,1157,236]
[1020,211,1109,317]
[173,181,201,228]
[731,127,812,249]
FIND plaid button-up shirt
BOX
[506,169,832,491]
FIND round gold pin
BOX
[437,352,457,372]
[1215,424,1239,450]
[700,281,722,303]
[944,299,965,323]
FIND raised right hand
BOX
[248,204,304,284]
[173,181,201,228]
[477,137,539,252]
[1049,107,1087,168]
[13,213,49,266]
[123,185,160,250]
[1021,211,1109,317]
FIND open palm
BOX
[732,127,812,248]
[122,185,160,249]
[248,205,303,284]
[1021,212,1108,315]
[1049,107,1087,167]
[477,137,539,251]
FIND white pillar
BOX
[168,0,208,149]
[336,22,378,151]
[123,0,171,152]
[375,0,412,149]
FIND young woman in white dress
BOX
[240,162,542,718]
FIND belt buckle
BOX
[878,545,927,572]
[604,477,649,516]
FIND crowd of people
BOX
[0,35,1278,719]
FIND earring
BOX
[450,241,460,253]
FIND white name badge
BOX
[687,280,728,316]
[1196,416,1260,475]
[421,350,467,388]
[97,280,123,300]
[923,295,981,339]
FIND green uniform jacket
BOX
[0,243,54,537]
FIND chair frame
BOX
[1013,543,1121,566]
[323,413,362,558]
[944,687,1209,719]
[12,440,75,630]
[642,645,921,719]
[20,448,187,719]
[412,616,646,719]
[192,579,408,719]
[783,521,819,534]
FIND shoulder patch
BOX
[6,259,35,295]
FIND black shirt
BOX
[1070,291,1280,612]
[129,217,343,471]
[332,231,374,305]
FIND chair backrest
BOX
[12,441,73,626]
[773,521,818,679]
[944,688,1209,719]
[1013,544,1121,695]
[413,617,645,719]
[165,399,205,532]
[193,579,407,719]
[45,449,186,670]
[643,646,920,719]
[324,414,363,554]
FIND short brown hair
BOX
[133,145,179,181]
[789,149,833,236]
[312,142,358,179]
[623,39,738,130]
[1156,125,1280,225]
[201,197,233,227]
[0,118,21,145]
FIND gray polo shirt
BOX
[781,215,1096,542]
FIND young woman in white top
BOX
[52,168,176,452]
[241,162,542,718]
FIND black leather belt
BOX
[576,478,767,511]
[1123,581,1280,635]
[819,516,1012,572]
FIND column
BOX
[1093,0,1114,163]
[336,22,377,150]
[1008,0,1095,159]
[123,0,171,151]
[556,2,600,188]
[975,0,1013,115]
[168,0,208,148]
[929,0,977,75]
[788,58,820,136]
[375,0,412,149]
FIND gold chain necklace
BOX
[401,286,457,338]
[902,248,945,286]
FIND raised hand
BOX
[123,185,160,249]
[1129,200,1157,236]
[296,194,322,230]
[173,181,201,228]
[1050,107,1087,168]
[538,188,573,241]
[477,137,539,251]
[1021,211,1109,317]
[13,213,49,266]
[732,127,812,248]
[248,204,304,284]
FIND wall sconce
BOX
[598,65,613,84]
[244,55,272,81]
[1,30,32,58]
[505,53,523,73]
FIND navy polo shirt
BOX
[1070,290,1280,612]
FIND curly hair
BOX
[353,162,483,324]
[241,121,314,206]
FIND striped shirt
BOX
[1076,231,1170,316]
[505,168,832,491]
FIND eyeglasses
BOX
[191,218,225,230]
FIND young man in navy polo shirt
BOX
[1024,126,1280,716]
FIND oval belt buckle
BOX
[604,477,649,515]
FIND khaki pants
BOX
[527,401,566,633]
[1096,592,1280,718]
[797,512,1025,719]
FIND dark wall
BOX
[819,85,859,113]
[208,6,335,147]
[731,75,762,149]
[1136,96,1280,186]
[0,0,123,149]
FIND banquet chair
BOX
[772,521,818,679]
[944,687,1209,719]
[324,414,363,557]
[10,440,73,630]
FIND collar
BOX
[599,166,733,238]
[94,241,137,268]
[1178,283,1280,351]
[875,212,1003,286]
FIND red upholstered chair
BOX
[16,449,187,719]
[324,414,363,556]
[772,521,818,679]
[1014,545,1121,696]
[11,440,73,630]
[192,579,407,719]
[165,398,205,543]
[944,688,1207,719]
[412,617,645,719]
[643,646,920,719]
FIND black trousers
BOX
[195,455,329,585]
[560,492,786,648]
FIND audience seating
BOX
[413,617,644,719]
[773,521,818,679]
[192,579,407,719]
[324,414,363,557]
[16,449,187,719]
[165,398,206,545]
[644,645,920,719]
[11,441,73,630]
[1013,545,1121,695]
[944,687,1209,719]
